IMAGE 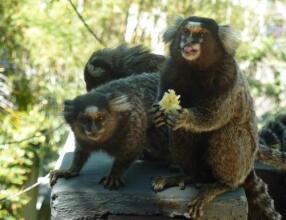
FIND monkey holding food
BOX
[152,16,282,219]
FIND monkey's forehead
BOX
[184,16,218,33]
[79,106,106,118]
[85,105,99,113]
[184,22,208,33]
[81,112,105,118]
[186,21,202,28]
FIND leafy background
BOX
[0,0,285,219]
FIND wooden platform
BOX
[50,152,248,220]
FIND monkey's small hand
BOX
[49,169,79,186]
[171,108,191,131]
[99,175,125,190]
[164,109,183,128]
[150,104,168,127]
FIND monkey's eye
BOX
[182,28,190,35]
[98,115,105,121]
[96,113,106,121]
[78,116,91,124]
[199,32,207,38]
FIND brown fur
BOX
[84,44,165,91]
[152,16,281,219]
[244,170,281,220]
[50,73,169,189]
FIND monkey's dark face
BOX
[180,23,207,61]
[84,50,114,91]
[164,16,240,70]
[178,18,222,66]
[64,92,131,143]
[73,105,118,143]
[86,58,112,79]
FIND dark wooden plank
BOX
[51,152,247,220]
[108,215,181,219]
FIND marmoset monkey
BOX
[84,44,165,91]
[50,73,171,189]
[152,16,282,220]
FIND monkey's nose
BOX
[85,129,98,136]
[187,35,201,44]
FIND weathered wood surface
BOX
[51,152,247,220]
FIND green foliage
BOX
[0,0,285,219]
[0,1,69,219]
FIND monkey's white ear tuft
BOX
[163,16,185,43]
[109,94,132,112]
[218,25,241,55]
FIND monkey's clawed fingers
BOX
[150,104,184,128]
[151,104,167,128]
[99,175,125,190]
[166,108,184,128]
[49,169,79,186]
[187,196,205,219]
[152,177,168,192]
[150,103,160,114]
[166,114,177,128]
[172,108,191,130]
[152,175,190,193]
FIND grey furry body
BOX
[50,73,169,189]
[84,44,165,91]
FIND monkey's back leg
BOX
[100,112,147,190]
[187,123,258,218]
[99,153,140,190]
[152,129,203,192]
[208,123,257,186]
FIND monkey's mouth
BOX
[183,46,198,54]
[87,136,99,141]
[85,130,104,142]
[181,44,201,61]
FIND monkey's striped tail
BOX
[243,170,282,220]
[257,144,286,171]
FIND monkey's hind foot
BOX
[49,169,79,186]
[187,196,205,219]
[99,175,125,190]
[186,182,231,219]
[152,175,192,192]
